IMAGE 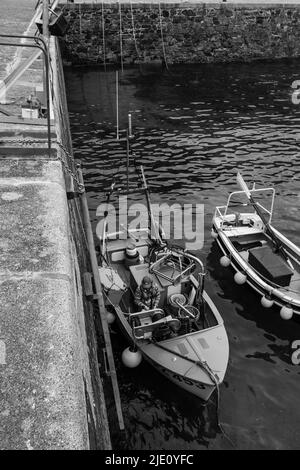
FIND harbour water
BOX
[65,63,300,450]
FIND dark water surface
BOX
[65,63,300,450]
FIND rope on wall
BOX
[129,0,140,62]
[101,0,106,71]
[118,0,124,72]
[158,1,169,71]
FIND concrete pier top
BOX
[0,150,90,450]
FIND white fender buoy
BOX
[122,346,142,368]
[280,306,293,320]
[106,311,115,324]
[211,229,218,239]
[234,271,247,285]
[220,255,231,267]
[261,295,274,309]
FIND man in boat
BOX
[134,276,160,311]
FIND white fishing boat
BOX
[212,172,300,320]
[97,165,229,401]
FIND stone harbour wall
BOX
[60,2,300,66]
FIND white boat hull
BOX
[142,353,215,401]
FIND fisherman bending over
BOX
[134,276,160,311]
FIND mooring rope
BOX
[118,0,124,72]
[101,0,107,71]
[130,0,140,62]
[158,1,169,71]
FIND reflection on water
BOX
[65,62,300,450]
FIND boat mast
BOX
[102,181,115,262]
[116,70,119,140]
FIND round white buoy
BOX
[234,271,247,285]
[122,346,142,368]
[211,229,218,239]
[261,295,274,309]
[280,306,293,320]
[220,255,231,267]
[106,311,115,324]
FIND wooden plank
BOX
[78,168,125,431]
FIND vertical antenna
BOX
[126,131,130,194]
[116,70,119,140]
[128,113,133,138]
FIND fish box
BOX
[248,245,293,287]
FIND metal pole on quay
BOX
[42,0,51,156]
